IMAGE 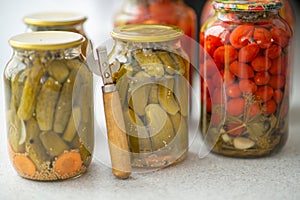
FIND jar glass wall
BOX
[200,1,292,157]
[109,24,189,168]
[4,31,94,180]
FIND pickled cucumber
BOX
[148,84,159,104]
[10,69,25,111]
[134,50,164,77]
[47,60,70,83]
[40,131,69,158]
[145,104,175,151]
[53,70,77,133]
[36,77,62,131]
[7,109,25,153]
[174,75,188,117]
[170,113,188,150]
[62,107,81,142]
[128,71,152,116]
[17,58,45,120]
[158,78,180,115]
[77,84,90,123]
[25,118,49,171]
[157,51,176,75]
[123,109,152,153]
[170,53,187,75]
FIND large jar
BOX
[109,24,189,168]
[200,0,295,31]
[113,0,197,39]
[4,31,94,180]
[200,0,292,157]
[23,12,88,55]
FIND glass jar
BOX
[200,0,295,31]
[200,0,292,157]
[4,31,94,180]
[109,24,189,168]
[23,12,88,55]
[113,0,197,39]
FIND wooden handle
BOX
[103,89,131,179]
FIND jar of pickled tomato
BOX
[200,0,293,157]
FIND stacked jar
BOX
[23,12,88,55]
[200,0,292,157]
[113,0,197,39]
[109,24,189,168]
[4,31,94,180]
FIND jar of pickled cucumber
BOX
[109,24,189,168]
[23,12,88,55]
[4,31,94,180]
[200,0,292,157]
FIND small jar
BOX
[4,31,94,180]
[109,24,189,168]
[200,0,292,157]
[113,0,197,39]
[23,12,88,55]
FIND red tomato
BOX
[264,44,282,59]
[251,56,272,72]
[263,100,277,115]
[273,89,283,104]
[212,71,222,88]
[269,56,286,75]
[230,24,254,49]
[247,104,261,119]
[227,98,245,116]
[202,58,220,77]
[223,70,235,86]
[226,123,246,136]
[213,45,238,64]
[268,75,285,89]
[205,35,223,56]
[212,87,224,105]
[226,84,242,98]
[253,27,272,49]
[254,72,271,85]
[229,61,254,79]
[211,113,222,127]
[255,86,274,102]
[271,27,290,47]
[238,43,260,63]
[239,79,257,94]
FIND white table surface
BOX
[0,1,300,199]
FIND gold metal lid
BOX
[111,24,184,42]
[9,31,85,50]
[23,12,87,26]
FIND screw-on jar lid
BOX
[111,24,184,42]
[23,12,87,26]
[9,31,85,50]
[213,0,282,11]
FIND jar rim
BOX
[9,31,85,50]
[212,0,282,11]
[111,24,183,42]
[23,12,87,26]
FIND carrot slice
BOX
[13,155,36,177]
[54,151,82,177]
